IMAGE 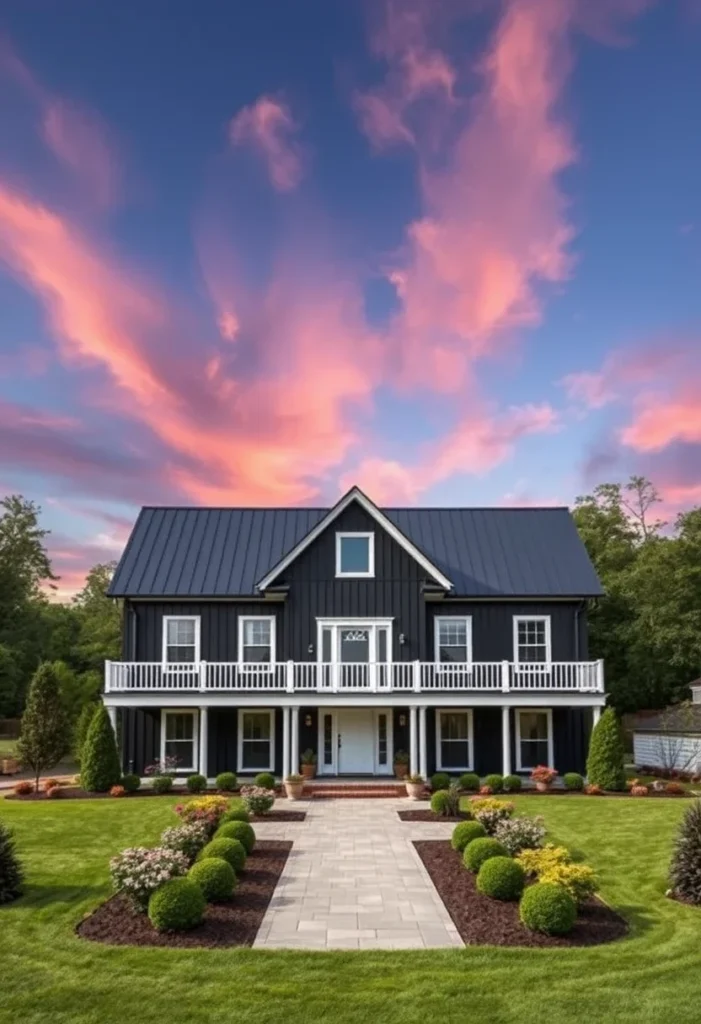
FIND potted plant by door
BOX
[405,773,425,800]
[300,749,317,779]
[394,750,410,779]
[530,765,557,792]
[284,773,305,800]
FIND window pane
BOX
[340,536,370,573]
[340,629,369,662]
[166,645,196,663]
[243,713,271,741]
[165,739,194,767]
[166,713,194,740]
[244,620,271,645]
[378,713,387,765]
[243,646,271,664]
[241,741,271,770]
[440,740,469,768]
[439,644,468,663]
[377,628,388,663]
[321,628,332,663]
[167,619,195,645]
[520,712,548,740]
[520,739,548,768]
[437,619,469,663]
[323,714,333,765]
[441,712,468,741]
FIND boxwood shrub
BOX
[458,773,480,792]
[220,801,250,825]
[503,774,522,793]
[121,773,141,793]
[484,774,504,793]
[212,819,255,854]
[215,772,237,792]
[147,877,205,932]
[450,820,486,852]
[519,881,577,935]
[430,772,451,791]
[476,856,525,901]
[563,772,584,791]
[151,775,174,794]
[188,857,236,902]
[463,837,508,874]
[200,837,247,873]
[186,774,207,794]
[254,772,276,790]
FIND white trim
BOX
[335,531,375,578]
[515,707,554,771]
[237,615,276,667]
[435,708,474,771]
[162,615,200,666]
[107,693,606,709]
[434,615,473,664]
[160,709,199,772]
[316,618,394,663]
[256,486,453,591]
[318,709,338,775]
[513,615,552,664]
[237,708,275,773]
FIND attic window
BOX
[336,532,374,578]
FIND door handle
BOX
[337,734,342,749]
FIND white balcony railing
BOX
[105,659,604,694]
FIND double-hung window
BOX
[238,710,274,772]
[162,616,200,664]
[516,710,553,770]
[435,616,472,664]
[238,616,276,666]
[335,532,374,577]
[513,616,551,664]
[161,710,198,772]
[436,710,473,770]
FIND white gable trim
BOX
[256,486,453,591]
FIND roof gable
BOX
[256,487,453,591]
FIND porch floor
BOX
[253,797,462,950]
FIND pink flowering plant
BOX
[174,795,230,836]
[144,756,180,778]
[240,785,275,815]
[160,822,209,863]
[109,846,189,912]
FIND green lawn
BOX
[0,795,699,1024]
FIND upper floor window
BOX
[162,616,200,664]
[335,532,374,577]
[238,616,276,664]
[435,616,472,663]
[513,616,551,664]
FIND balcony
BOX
[105,660,604,694]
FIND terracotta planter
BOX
[300,764,316,780]
[1,758,19,775]
[284,780,305,800]
[394,762,409,779]
[406,781,424,800]
[535,781,551,793]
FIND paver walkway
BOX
[253,797,463,950]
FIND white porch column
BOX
[290,706,300,776]
[106,704,117,734]
[419,706,427,780]
[198,706,208,778]
[409,705,419,776]
[501,706,511,777]
[592,705,602,729]
[282,706,291,779]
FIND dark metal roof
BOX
[108,503,602,599]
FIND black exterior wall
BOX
[118,705,592,777]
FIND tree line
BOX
[1,479,700,722]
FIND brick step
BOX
[307,784,406,798]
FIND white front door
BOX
[338,709,375,774]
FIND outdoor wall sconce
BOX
[399,714,406,727]
[399,633,406,645]
[304,714,312,727]
[307,643,314,655]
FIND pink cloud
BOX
[229,95,305,192]
[621,392,701,451]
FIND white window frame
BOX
[237,615,276,669]
[515,708,554,771]
[434,616,473,665]
[160,709,199,773]
[162,615,201,666]
[237,708,275,773]
[316,617,393,664]
[435,709,474,771]
[513,615,552,665]
[335,532,375,578]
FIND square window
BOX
[435,617,471,663]
[514,617,551,664]
[163,616,199,664]
[336,533,374,576]
[239,617,275,665]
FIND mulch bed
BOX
[398,810,471,822]
[77,840,291,948]
[414,840,628,948]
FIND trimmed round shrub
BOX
[215,772,237,792]
[220,802,250,824]
[430,772,451,792]
[121,773,141,793]
[188,857,236,902]
[476,856,525,901]
[186,774,207,794]
[519,881,577,935]
[201,837,247,872]
[459,773,480,792]
[463,837,508,874]
[563,772,584,791]
[586,707,626,792]
[430,790,454,817]
[148,877,205,932]
[484,774,504,793]
[152,775,174,794]
[451,820,486,852]
[253,772,276,790]
[503,774,522,793]
[214,819,255,854]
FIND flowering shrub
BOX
[42,778,61,793]
[469,798,515,834]
[14,781,33,796]
[516,844,570,878]
[109,846,189,912]
[174,796,230,836]
[110,785,126,798]
[585,784,603,795]
[479,785,493,795]
[666,782,686,796]
[240,786,275,815]
[492,815,546,855]
[145,756,180,777]
[630,784,649,796]
[46,785,62,799]
[530,765,557,785]
[161,822,209,862]
[539,862,597,905]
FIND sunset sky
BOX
[1,0,700,597]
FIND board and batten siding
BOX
[633,731,701,773]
